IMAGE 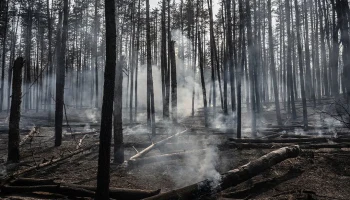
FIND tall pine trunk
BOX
[55,0,68,147]
[268,0,282,126]
[95,0,116,198]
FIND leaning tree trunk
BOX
[95,0,116,198]
[7,57,24,163]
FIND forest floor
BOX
[0,98,349,200]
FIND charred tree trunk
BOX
[170,41,177,123]
[295,0,308,129]
[114,56,124,164]
[226,0,236,113]
[55,0,68,147]
[0,0,8,111]
[198,31,208,127]
[268,0,282,126]
[7,57,23,163]
[246,0,257,133]
[95,0,116,198]
[285,0,297,120]
[161,0,168,119]
[146,0,156,136]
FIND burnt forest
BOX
[0,0,349,199]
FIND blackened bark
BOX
[146,0,156,135]
[268,0,282,126]
[170,41,177,123]
[226,0,236,112]
[95,0,116,198]
[198,31,208,127]
[114,56,124,164]
[285,0,297,120]
[161,0,168,119]
[7,57,23,163]
[55,0,68,147]
[295,0,308,129]
[0,0,8,111]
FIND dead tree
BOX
[55,0,68,147]
[146,0,156,136]
[170,41,177,123]
[268,0,282,126]
[95,0,116,198]
[285,0,297,119]
[7,57,24,163]
[198,31,208,127]
[114,56,124,164]
[295,0,308,129]
[0,0,8,111]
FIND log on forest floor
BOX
[143,145,300,200]
[225,142,350,149]
[126,149,209,168]
[5,179,161,200]
[229,138,328,143]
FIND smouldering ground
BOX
[0,98,349,199]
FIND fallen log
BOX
[229,138,328,144]
[19,127,37,146]
[64,131,97,137]
[225,142,350,149]
[62,183,161,200]
[129,128,188,161]
[143,145,300,200]
[0,185,95,198]
[11,178,56,186]
[127,149,208,168]
[8,178,160,199]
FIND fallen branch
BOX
[127,149,208,168]
[143,145,300,200]
[225,142,350,149]
[62,183,161,200]
[19,127,37,146]
[11,178,56,186]
[229,138,328,144]
[64,131,97,137]
[1,143,99,186]
[1,185,95,198]
[129,128,188,161]
[7,180,161,200]
[76,134,88,149]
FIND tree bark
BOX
[114,57,124,164]
[55,0,68,147]
[95,0,116,198]
[170,41,177,123]
[268,0,282,126]
[295,0,308,129]
[7,57,23,163]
